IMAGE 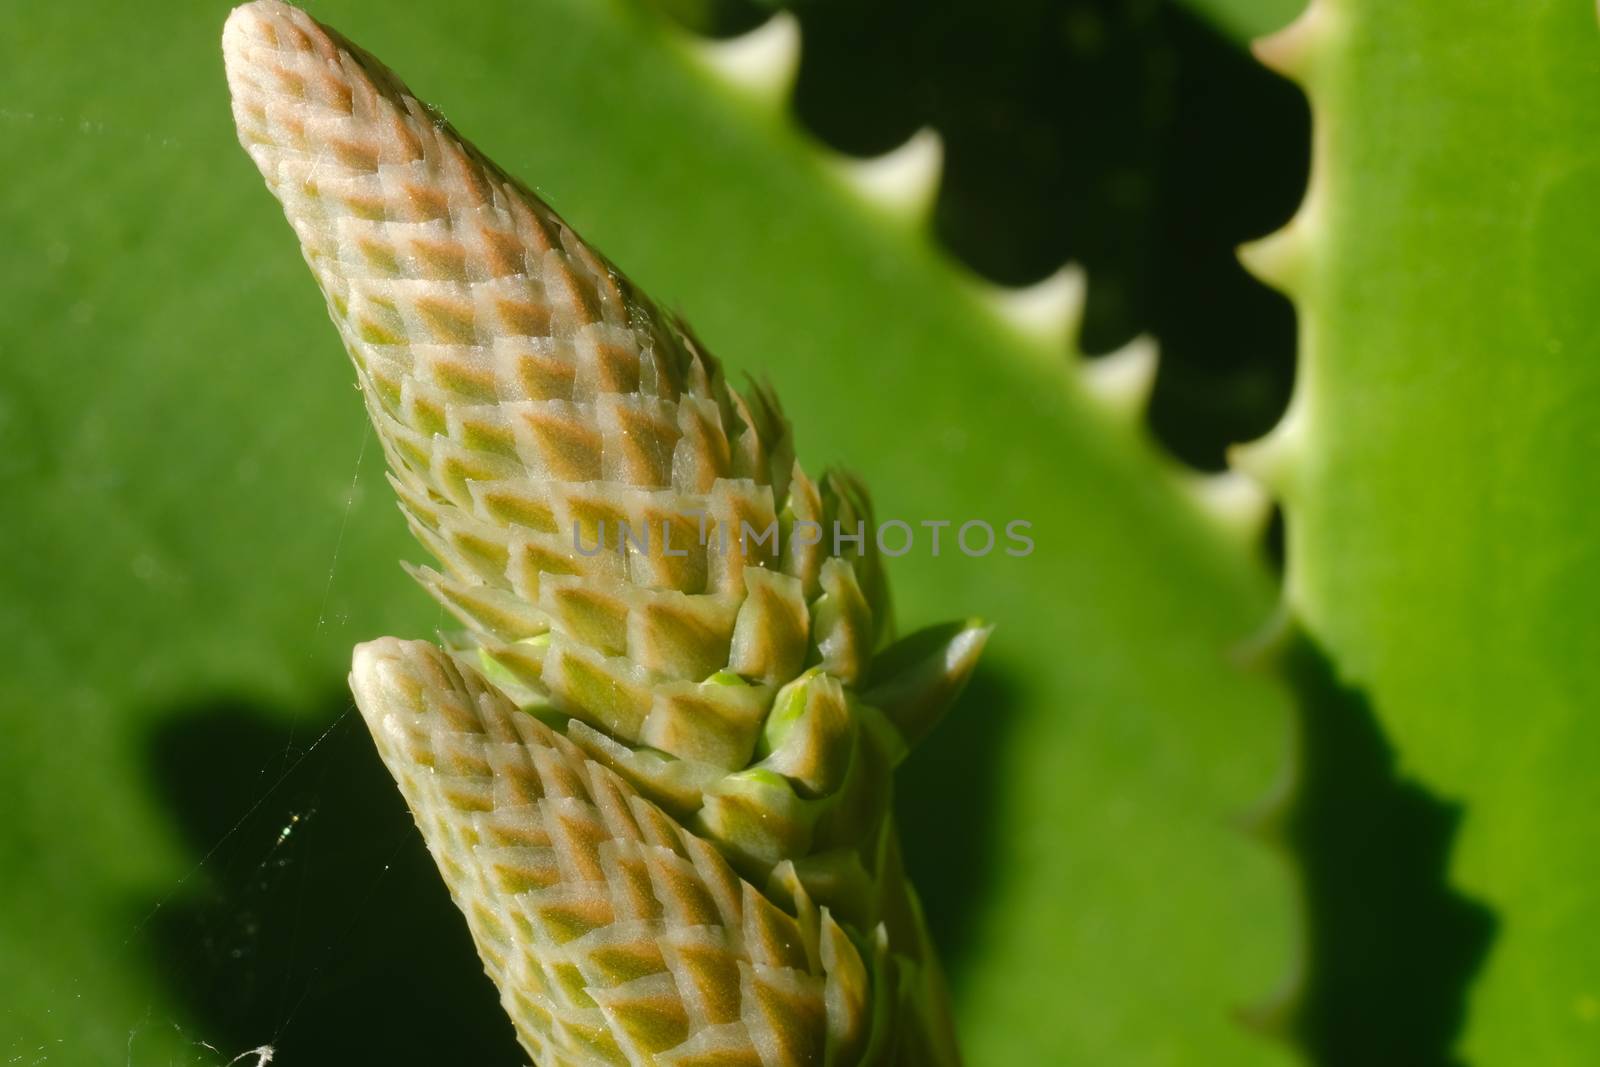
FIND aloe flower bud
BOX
[223,3,987,1062]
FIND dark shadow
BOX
[136,638,1490,1066]
[1282,634,1497,1067]
[664,0,1309,471]
[892,664,1019,981]
[141,697,525,1066]
[142,678,1018,1060]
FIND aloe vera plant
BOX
[1234,1,1600,1062]
[4,0,1598,1063]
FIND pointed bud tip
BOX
[223,1,296,64]
[952,618,993,657]
[222,0,342,152]
[350,634,395,677]
[862,619,990,752]
[348,636,417,733]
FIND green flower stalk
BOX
[222,2,986,1062]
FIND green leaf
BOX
[1175,0,1303,44]
[0,0,1294,1063]
[1238,0,1600,1060]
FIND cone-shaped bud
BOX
[223,0,870,735]
[351,637,872,1065]
[224,3,979,1062]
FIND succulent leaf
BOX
[0,0,1305,1059]
[1240,0,1600,1060]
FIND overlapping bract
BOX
[223,2,982,1062]
[353,638,874,1066]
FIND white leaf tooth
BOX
[1245,0,1338,299]
[1183,468,1273,544]
[835,127,943,224]
[1238,216,1311,297]
[1228,399,1307,498]
[690,13,801,108]
[1252,0,1339,86]
[986,264,1086,350]
[1240,135,1330,300]
[1080,334,1158,422]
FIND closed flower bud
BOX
[224,2,981,1062]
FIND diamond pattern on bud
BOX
[222,0,884,764]
[352,638,872,1066]
[223,2,986,1062]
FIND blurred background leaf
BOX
[1173,0,1300,41]
[0,1,1312,1064]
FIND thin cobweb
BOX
[313,424,372,641]
[120,710,354,955]
[98,427,430,1067]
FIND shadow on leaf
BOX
[667,0,1309,470]
[1283,634,1497,1067]
[141,697,525,1066]
[894,663,1019,983]
[140,666,1019,1063]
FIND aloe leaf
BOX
[1238,0,1600,1061]
[0,0,1295,1063]
[1175,0,1303,43]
